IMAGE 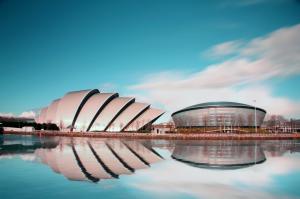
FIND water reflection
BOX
[35,139,163,182]
[1,135,300,199]
[1,135,300,180]
[0,135,163,182]
[171,141,266,169]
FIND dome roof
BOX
[172,101,266,116]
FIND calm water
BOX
[1,135,300,199]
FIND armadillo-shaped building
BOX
[36,89,164,132]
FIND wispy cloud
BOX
[19,111,36,118]
[0,112,15,117]
[0,111,36,118]
[203,40,243,58]
[99,82,118,93]
[129,24,300,118]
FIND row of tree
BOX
[0,116,59,131]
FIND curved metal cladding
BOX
[73,93,118,132]
[37,107,48,123]
[172,102,266,128]
[106,102,150,132]
[39,88,164,132]
[35,138,163,182]
[89,97,135,131]
[45,99,60,124]
[124,108,165,131]
[54,89,99,130]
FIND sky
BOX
[0,0,300,121]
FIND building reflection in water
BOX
[34,138,164,182]
[1,135,300,182]
[171,141,267,169]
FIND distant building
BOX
[36,89,164,132]
[263,117,300,133]
[0,116,35,130]
[172,101,266,129]
[4,126,35,132]
[151,122,175,134]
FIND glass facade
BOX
[172,107,266,127]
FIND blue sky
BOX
[0,0,300,120]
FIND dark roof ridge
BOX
[172,101,266,116]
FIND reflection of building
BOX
[171,141,266,169]
[172,102,266,128]
[35,139,163,182]
[261,140,300,156]
[36,89,164,132]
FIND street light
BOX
[254,100,257,133]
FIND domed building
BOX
[36,89,164,132]
[172,101,266,128]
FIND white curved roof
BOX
[89,97,134,131]
[38,88,164,132]
[45,99,60,123]
[37,107,48,123]
[73,93,117,132]
[106,102,149,132]
[124,108,165,131]
[54,89,99,129]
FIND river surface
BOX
[1,134,300,199]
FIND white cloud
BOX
[99,82,118,93]
[19,111,36,118]
[129,152,300,199]
[204,40,243,58]
[129,24,300,119]
[0,111,36,118]
[0,112,14,117]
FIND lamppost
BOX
[254,100,257,133]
